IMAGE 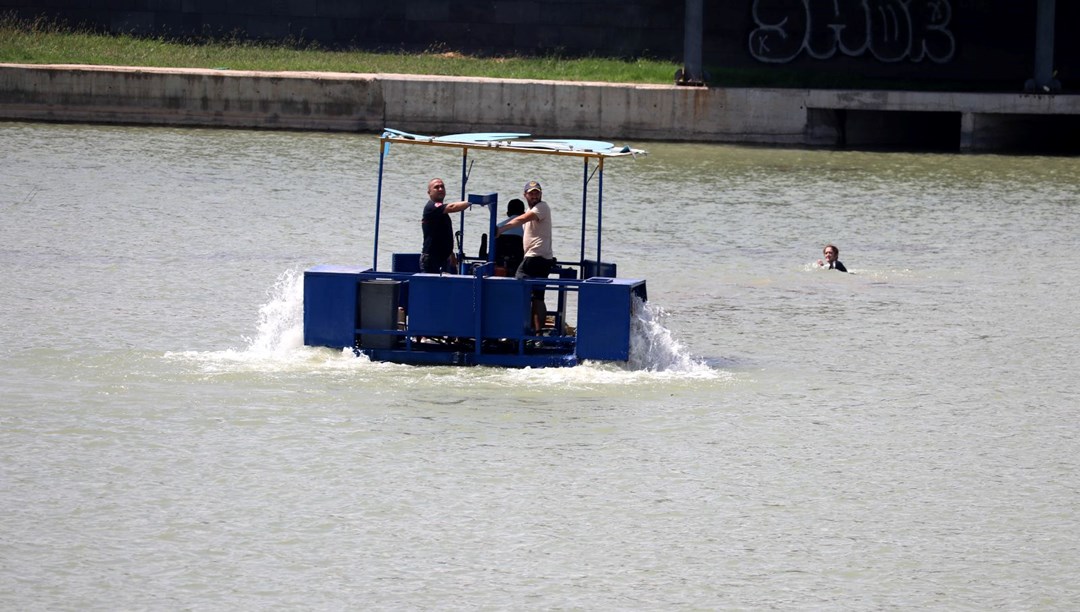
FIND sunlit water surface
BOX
[2,123,1079,609]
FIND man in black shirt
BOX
[420,178,471,273]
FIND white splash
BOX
[243,268,306,355]
[165,268,372,373]
[627,296,709,373]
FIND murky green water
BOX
[2,122,1079,609]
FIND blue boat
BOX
[303,129,649,367]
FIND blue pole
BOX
[373,139,387,269]
[458,149,469,272]
[489,196,498,265]
[580,158,588,265]
[596,158,605,264]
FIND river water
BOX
[2,121,1079,609]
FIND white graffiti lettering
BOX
[749,0,955,64]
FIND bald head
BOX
[427,178,446,202]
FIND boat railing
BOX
[451,257,617,281]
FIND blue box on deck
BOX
[576,278,647,361]
[406,274,530,340]
[481,277,531,338]
[304,265,365,348]
[407,274,475,337]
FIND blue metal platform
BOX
[303,129,648,368]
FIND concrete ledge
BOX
[0,64,386,131]
[3,64,1079,151]
[805,89,1080,114]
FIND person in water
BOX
[497,181,555,333]
[817,244,848,272]
[420,178,471,274]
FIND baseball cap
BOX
[524,180,542,193]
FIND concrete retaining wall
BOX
[3,64,1079,152]
[0,64,386,132]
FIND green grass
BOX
[0,14,679,84]
[1,14,1003,91]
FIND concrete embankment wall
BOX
[3,64,1079,152]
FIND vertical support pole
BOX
[457,148,469,272]
[488,196,498,265]
[580,158,588,267]
[959,112,976,152]
[1025,0,1060,92]
[459,147,469,199]
[373,138,388,269]
[473,264,484,356]
[596,158,605,265]
[678,0,704,85]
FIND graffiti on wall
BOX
[749,0,955,63]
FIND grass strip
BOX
[0,14,679,84]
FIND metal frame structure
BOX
[303,129,648,367]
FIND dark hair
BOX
[823,244,839,256]
[507,198,525,216]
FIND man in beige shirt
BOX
[497,180,555,334]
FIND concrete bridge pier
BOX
[1025,0,1061,93]
[960,112,976,152]
[805,108,843,147]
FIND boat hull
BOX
[303,262,646,368]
